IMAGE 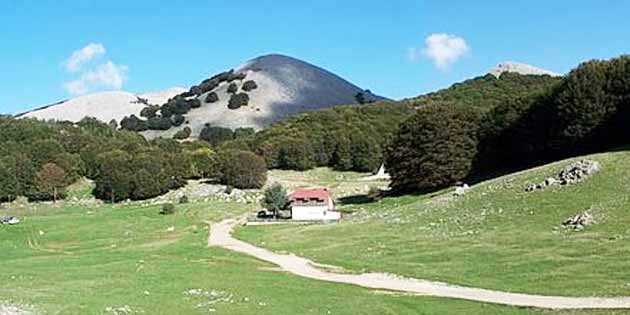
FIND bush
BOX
[205,92,219,103]
[173,127,192,140]
[242,80,258,92]
[199,124,234,146]
[120,115,148,132]
[172,114,186,127]
[227,83,238,94]
[227,72,247,82]
[385,104,482,193]
[228,93,249,109]
[219,150,267,189]
[147,116,172,130]
[179,195,189,204]
[160,203,176,215]
[140,105,160,119]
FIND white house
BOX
[289,188,341,221]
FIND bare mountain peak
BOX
[490,61,561,78]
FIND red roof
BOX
[290,188,331,202]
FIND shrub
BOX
[205,92,219,103]
[120,115,148,132]
[179,195,189,204]
[234,127,255,139]
[385,104,482,193]
[171,114,186,127]
[355,92,366,104]
[140,105,160,119]
[242,80,258,92]
[227,83,238,94]
[160,203,176,215]
[189,98,202,108]
[199,124,234,146]
[228,93,249,109]
[147,117,172,130]
[219,150,267,189]
[227,72,247,82]
[173,127,192,140]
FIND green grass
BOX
[1,196,592,314]
[2,161,630,314]
[237,150,630,298]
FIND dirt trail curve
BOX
[208,219,630,309]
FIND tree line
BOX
[0,117,267,203]
[386,55,630,193]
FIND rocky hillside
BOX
[138,54,384,139]
[489,61,560,77]
[18,88,186,124]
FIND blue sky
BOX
[1,0,629,114]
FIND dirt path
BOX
[208,219,630,309]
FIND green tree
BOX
[219,150,267,189]
[261,183,289,218]
[385,104,481,193]
[35,162,67,202]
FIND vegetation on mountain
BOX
[242,80,258,91]
[205,91,219,103]
[261,183,290,218]
[249,102,414,172]
[228,93,250,109]
[227,82,238,94]
[387,55,630,193]
[173,126,192,140]
[218,150,267,189]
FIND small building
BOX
[290,188,341,221]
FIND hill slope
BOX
[19,88,186,123]
[237,149,630,297]
[141,54,384,138]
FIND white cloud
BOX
[64,61,128,96]
[64,43,106,72]
[418,33,470,70]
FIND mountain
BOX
[140,54,384,138]
[19,87,186,123]
[489,61,561,77]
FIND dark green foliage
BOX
[234,127,255,139]
[120,115,148,132]
[227,72,247,82]
[161,97,191,118]
[355,92,366,104]
[228,93,249,109]
[173,127,192,140]
[160,203,176,215]
[385,104,482,193]
[179,195,189,204]
[410,72,561,111]
[227,82,238,94]
[205,92,219,103]
[140,105,160,119]
[189,98,202,109]
[185,148,218,179]
[252,102,414,172]
[242,80,258,92]
[219,150,267,189]
[147,116,172,130]
[261,183,289,218]
[199,124,235,146]
[171,114,186,127]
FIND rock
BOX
[563,210,595,230]
[453,183,470,196]
[526,160,600,192]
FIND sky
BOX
[1,0,629,114]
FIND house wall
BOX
[292,205,330,220]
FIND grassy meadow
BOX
[1,160,630,314]
[237,150,630,298]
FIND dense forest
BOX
[386,55,630,193]
[0,117,267,203]
[410,72,562,110]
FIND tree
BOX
[355,92,366,104]
[261,183,289,218]
[227,82,238,94]
[227,93,249,109]
[120,115,148,131]
[186,148,218,178]
[205,92,219,103]
[199,125,234,146]
[385,104,481,193]
[173,127,192,140]
[219,150,267,189]
[35,163,67,202]
[242,80,258,91]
